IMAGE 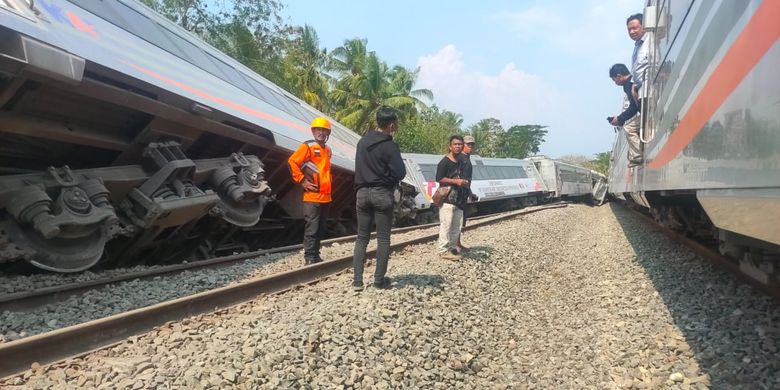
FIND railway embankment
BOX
[3,204,779,389]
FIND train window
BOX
[246,78,290,114]
[110,3,192,63]
[419,164,437,181]
[514,167,529,179]
[471,165,485,180]
[1,0,34,17]
[208,55,259,97]
[489,167,501,180]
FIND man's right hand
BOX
[459,179,469,187]
[302,180,318,192]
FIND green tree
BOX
[466,118,503,156]
[329,40,432,133]
[495,125,548,159]
[284,25,330,111]
[589,152,611,174]
[395,106,462,154]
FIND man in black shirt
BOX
[352,107,407,291]
[436,135,470,260]
[609,63,642,167]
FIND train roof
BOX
[0,0,361,169]
[528,155,593,172]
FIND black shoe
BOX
[352,281,364,292]
[373,276,392,289]
[312,257,323,264]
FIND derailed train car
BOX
[0,0,416,272]
[608,1,780,284]
[528,155,597,200]
[402,153,550,224]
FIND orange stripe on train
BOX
[648,0,780,169]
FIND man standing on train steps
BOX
[623,12,655,166]
[288,117,333,266]
[352,107,406,292]
[627,13,653,102]
[608,63,642,168]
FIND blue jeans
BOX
[352,187,394,284]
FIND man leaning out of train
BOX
[437,135,470,260]
[288,117,333,266]
[608,63,642,168]
[352,107,407,292]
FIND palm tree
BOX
[329,40,433,133]
[285,25,329,111]
[329,38,368,77]
[385,66,433,119]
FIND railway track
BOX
[0,210,514,313]
[621,203,780,300]
[0,218,457,313]
[0,203,567,379]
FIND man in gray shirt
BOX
[621,12,655,166]
[628,13,654,100]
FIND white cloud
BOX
[416,45,565,128]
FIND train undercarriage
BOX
[0,47,366,272]
[623,191,780,286]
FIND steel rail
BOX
[0,214,498,312]
[0,203,567,378]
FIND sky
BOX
[283,0,641,159]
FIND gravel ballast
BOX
[3,203,779,389]
[0,224,444,343]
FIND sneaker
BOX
[352,281,364,292]
[373,276,392,289]
[457,245,469,253]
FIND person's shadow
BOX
[609,203,780,389]
[461,245,494,261]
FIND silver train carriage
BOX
[608,0,780,284]
[528,155,599,200]
[402,153,550,224]
[0,0,416,272]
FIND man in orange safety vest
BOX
[288,117,333,265]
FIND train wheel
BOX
[1,220,106,272]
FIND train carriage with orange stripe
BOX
[0,0,420,272]
[608,0,780,285]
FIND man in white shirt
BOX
[622,13,654,166]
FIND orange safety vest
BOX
[288,140,332,203]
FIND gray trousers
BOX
[352,187,394,284]
[303,202,329,263]
[621,96,642,162]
